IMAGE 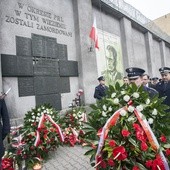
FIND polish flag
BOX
[89,17,99,49]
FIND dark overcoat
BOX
[155,81,170,111]
[0,99,10,158]
[94,84,108,100]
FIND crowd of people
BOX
[94,66,170,112]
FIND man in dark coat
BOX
[155,67,170,112]
[126,67,158,98]
[94,76,108,100]
[0,96,10,169]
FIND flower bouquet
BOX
[6,104,64,169]
[83,83,170,169]
[60,107,87,146]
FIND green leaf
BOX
[136,162,148,170]
[128,138,138,147]
[84,149,96,156]
[164,144,170,148]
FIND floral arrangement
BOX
[60,107,87,146]
[83,83,170,169]
[6,104,64,169]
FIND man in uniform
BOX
[0,95,10,169]
[155,67,170,111]
[94,76,108,100]
[126,67,158,98]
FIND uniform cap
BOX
[151,77,159,81]
[159,67,170,74]
[126,67,145,80]
[98,76,105,81]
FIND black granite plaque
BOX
[32,34,44,57]
[34,76,60,95]
[59,60,78,77]
[1,54,33,76]
[45,37,57,58]
[16,36,32,56]
[57,44,67,60]
[34,58,59,76]
[17,56,33,76]
[36,94,61,110]
[59,77,70,93]
[18,77,34,96]
[1,54,18,76]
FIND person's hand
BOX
[0,93,6,100]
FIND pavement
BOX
[42,145,94,170]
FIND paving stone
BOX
[42,145,94,170]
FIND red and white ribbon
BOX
[34,113,64,147]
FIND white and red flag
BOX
[89,17,99,49]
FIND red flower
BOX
[113,146,127,160]
[160,135,167,143]
[107,158,115,166]
[140,142,148,151]
[121,129,130,137]
[69,134,77,146]
[109,140,116,147]
[132,166,140,170]
[135,130,147,142]
[133,123,142,131]
[152,155,165,170]
[97,156,106,168]
[145,160,153,168]
[165,148,170,156]
[100,160,107,168]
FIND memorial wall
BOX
[0,0,79,118]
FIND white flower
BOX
[32,116,35,119]
[102,111,107,117]
[31,112,34,115]
[113,98,119,104]
[148,118,153,124]
[73,113,76,117]
[145,99,150,105]
[136,105,144,112]
[128,117,135,122]
[28,119,31,122]
[37,113,40,116]
[152,109,158,116]
[108,106,112,112]
[38,108,41,112]
[102,105,107,111]
[31,120,35,122]
[123,95,130,102]
[128,106,135,113]
[111,93,116,98]
[120,109,127,116]
[132,92,139,99]
[121,91,126,95]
